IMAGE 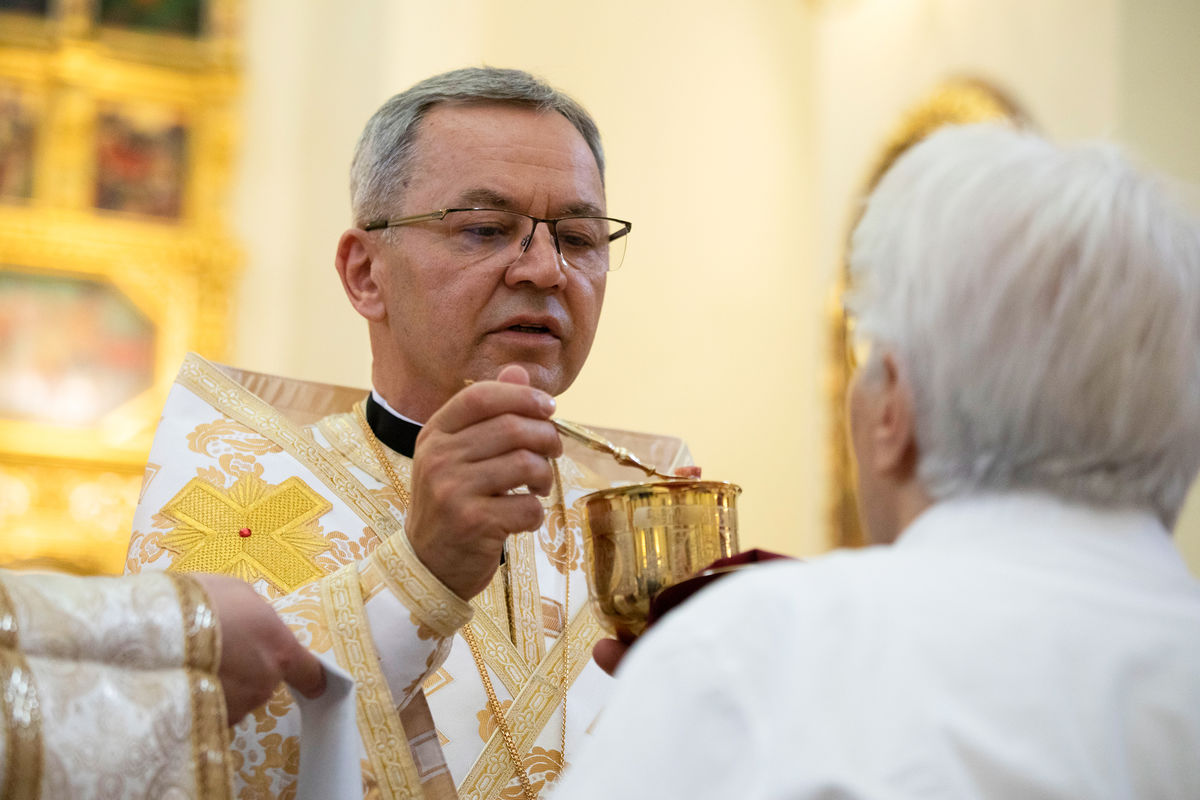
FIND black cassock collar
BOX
[364,392,421,458]
[365,391,507,564]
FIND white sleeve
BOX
[550,610,765,800]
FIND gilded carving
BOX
[0,0,242,575]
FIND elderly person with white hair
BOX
[553,124,1200,800]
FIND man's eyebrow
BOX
[452,189,606,218]
[454,188,513,209]
[560,201,605,217]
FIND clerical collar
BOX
[365,390,422,458]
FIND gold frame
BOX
[826,78,1029,548]
[0,0,240,574]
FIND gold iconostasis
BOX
[0,0,240,574]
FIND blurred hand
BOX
[592,638,632,676]
[406,364,563,600]
[192,573,326,725]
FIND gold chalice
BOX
[578,479,742,640]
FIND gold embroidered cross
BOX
[163,475,332,593]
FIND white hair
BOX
[846,123,1200,524]
[350,67,605,226]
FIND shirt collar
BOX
[894,491,1188,579]
[366,389,422,458]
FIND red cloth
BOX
[646,549,795,627]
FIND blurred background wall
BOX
[2,0,1195,573]
[229,0,1200,570]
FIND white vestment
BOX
[127,354,692,799]
[0,570,231,798]
[554,492,1200,800]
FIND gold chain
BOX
[356,404,412,513]
[356,402,572,799]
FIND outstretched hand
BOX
[192,573,326,725]
[405,364,563,600]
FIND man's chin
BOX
[514,362,569,395]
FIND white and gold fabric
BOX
[127,353,691,799]
[0,569,232,799]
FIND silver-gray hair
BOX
[847,123,1200,524]
[350,67,605,225]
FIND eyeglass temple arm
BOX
[361,209,452,232]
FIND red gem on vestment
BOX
[238,528,252,538]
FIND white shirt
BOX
[553,492,1200,799]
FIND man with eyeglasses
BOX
[126,67,694,799]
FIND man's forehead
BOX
[406,104,605,212]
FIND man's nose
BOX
[505,220,566,290]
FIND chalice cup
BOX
[579,479,742,641]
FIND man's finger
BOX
[443,414,563,467]
[433,381,555,435]
[282,644,327,700]
[592,638,630,676]
[496,364,531,385]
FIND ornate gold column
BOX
[0,0,241,574]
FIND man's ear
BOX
[871,353,919,480]
[335,228,387,322]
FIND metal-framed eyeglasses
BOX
[362,208,632,274]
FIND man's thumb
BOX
[496,364,531,386]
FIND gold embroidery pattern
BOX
[539,502,583,576]
[321,564,423,798]
[506,532,544,666]
[124,528,168,575]
[177,354,399,542]
[162,475,332,594]
[475,570,510,638]
[275,580,334,654]
[317,410,399,480]
[541,599,565,637]
[320,408,413,519]
[0,578,16,649]
[371,533,474,639]
[423,667,454,696]
[187,418,284,458]
[459,607,604,800]
[170,573,221,674]
[229,685,300,795]
[317,527,378,577]
[139,463,161,503]
[188,669,234,800]
[0,648,42,800]
[476,699,513,741]
[498,748,564,800]
[464,609,530,698]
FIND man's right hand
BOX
[405,364,563,600]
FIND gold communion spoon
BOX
[552,418,679,481]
